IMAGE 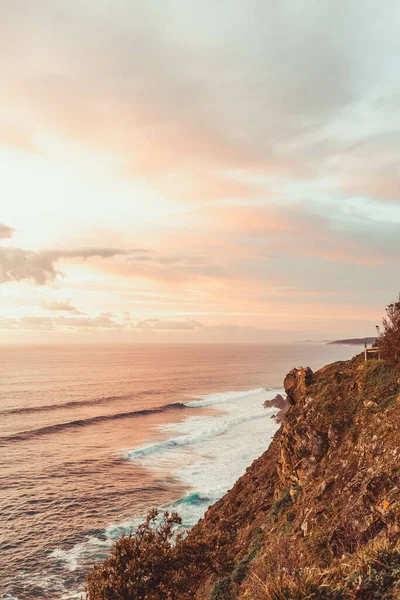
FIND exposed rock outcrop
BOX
[283,366,314,405]
[263,393,286,410]
[185,353,400,599]
[263,393,288,423]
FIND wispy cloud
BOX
[0,313,120,331]
[0,223,15,239]
[134,318,203,331]
[0,243,142,285]
[41,298,83,314]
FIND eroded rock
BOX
[284,366,314,405]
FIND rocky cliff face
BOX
[187,353,400,599]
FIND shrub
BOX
[377,294,400,363]
[270,491,292,522]
[210,530,263,597]
[231,533,263,585]
[231,558,249,585]
[210,576,234,600]
[86,509,211,600]
[346,545,400,599]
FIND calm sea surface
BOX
[0,343,358,599]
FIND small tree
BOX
[86,509,212,600]
[376,294,400,363]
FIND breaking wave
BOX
[0,403,185,445]
[0,390,164,416]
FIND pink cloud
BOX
[344,174,400,202]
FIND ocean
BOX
[0,343,358,599]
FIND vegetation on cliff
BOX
[377,293,400,363]
[87,299,400,599]
[86,509,212,599]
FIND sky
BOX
[1,0,400,344]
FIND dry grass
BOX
[341,539,400,600]
[248,568,347,600]
[243,538,400,600]
[245,540,346,600]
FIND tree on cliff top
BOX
[377,293,400,363]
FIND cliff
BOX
[87,352,400,599]
[186,353,400,599]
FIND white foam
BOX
[4,571,73,600]
[125,400,272,460]
[51,536,113,572]
[126,387,282,525]
[184,387,267,407]
[51,386,282,585]
[61,593,86,600]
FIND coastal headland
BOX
[87,351,400,599]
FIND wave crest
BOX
[0,390,164,416]
[0,403,185,445]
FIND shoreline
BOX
[53,387,282,598]
[1,343,358,600]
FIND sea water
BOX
[0,343,358,599]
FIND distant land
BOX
[328,337,376,346]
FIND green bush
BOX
[210,576,234,600]
[270,491,293,521]
[212,530,263,595]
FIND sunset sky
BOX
[1,1,400,343]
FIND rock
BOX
[263,393,286,409]
[289,484,302,503]
[309,430,329,459]
[264,393,289,423]
[328,425,340,448]
[364,400,378,409]
[284,367,314,405]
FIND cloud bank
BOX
[1,2,400,340]
[2,1,400,200]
